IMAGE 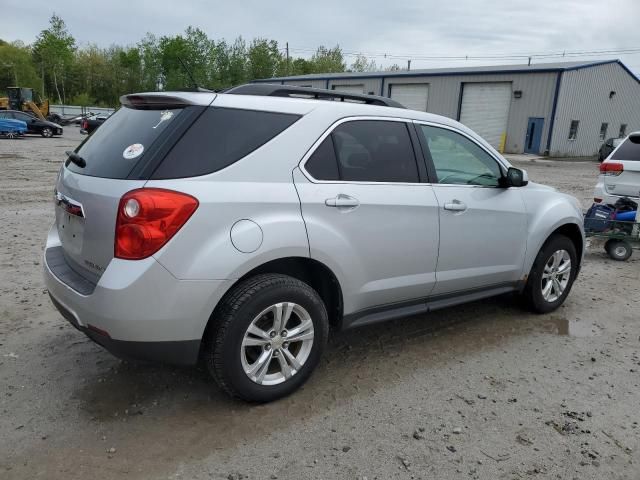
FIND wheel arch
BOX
[524,219,584,281]
[203,256,344,345]
[550,223,584,265]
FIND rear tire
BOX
[605,239,632,261]
[523,234,578,313]
[204,274,329,402]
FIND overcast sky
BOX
[4,0,640,74]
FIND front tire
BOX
[41,127,53,138]
[523,234,578,313]
[205,274,329,402]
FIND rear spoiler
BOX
[120,94,201,109]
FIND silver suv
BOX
[44,85,584,402]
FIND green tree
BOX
[138,33,162,91]
[227,37,248,85]
[288,57,314,76]
[349,54,378,72]
[32,14,76,103]
[310,45,345,73]
[183,27,214,87]
[247,38,282,80]
[2,14,375,107]
[0,41,40,91]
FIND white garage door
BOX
[459,82,511,149]
[390,84,429,111]
[332,84,365,94]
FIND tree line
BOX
[0,14,398,108]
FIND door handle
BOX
[325,194,359,209]
[443,200,467,212]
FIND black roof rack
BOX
[222,83,405,108]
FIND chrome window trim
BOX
[299,116,511,187]
[298,116,428,186]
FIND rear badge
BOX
[123,143,144,160]
[153,110,174,129]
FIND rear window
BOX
[151,107,301,179]
[68,106,185,178]
[611,136,640,161]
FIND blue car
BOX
[0,117,27,138]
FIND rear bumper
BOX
[44,226,231,365]
[593,178,639,205]
[49,293,201,365]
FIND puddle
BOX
[545,316,601,337]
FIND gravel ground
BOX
[1,128,639,480]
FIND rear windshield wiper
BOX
[65,151,86,168]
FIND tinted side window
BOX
[153,108,300,179]
[420,125,502,187]
[305,137,340,180]
[15,113,32,122]
[611,136,640,161]
[331,120,419,182]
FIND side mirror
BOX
[504,167,528,187]
[629,133,640,144]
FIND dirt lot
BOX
[1,128,639,480]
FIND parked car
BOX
[594,132,640,205]
[55,114,86,126]
[0,110,63,137]
[80,114,109,134]
[0,117,27,138]
[44,85,585,402]
[598,137,624,162]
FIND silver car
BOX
[44,85,584,402]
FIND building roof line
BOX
[253,59,638,83]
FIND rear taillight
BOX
[81,119,88,129]
[599,162,624,176]
[115,188,198,260]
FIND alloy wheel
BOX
[240,302,315,386]
[541,249,571,302]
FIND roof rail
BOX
[223,83,405,108]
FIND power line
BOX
[285,45,640,62]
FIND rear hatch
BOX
[54,94,211,283]
[604,134,640,199]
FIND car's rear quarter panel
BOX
[146,109,331,282]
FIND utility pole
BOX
[286,42,290,75]
[407,59,411,71]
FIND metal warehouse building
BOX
[254,60,640,157]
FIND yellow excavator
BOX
[0,87,54,121]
